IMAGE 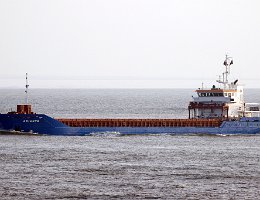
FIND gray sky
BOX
[0,0,259,88]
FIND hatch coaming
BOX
[56,118,222,128]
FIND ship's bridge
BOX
[194,84,244,104]
[190,85,244,119]
[196,88,224,97]
[193,87,230,103]
[189,87,230,119]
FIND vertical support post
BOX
[221,106,224,118]
[25,73,29,104]
[227,107,229,119]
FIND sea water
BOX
[0,89,260,199]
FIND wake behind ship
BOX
[1,55,260,136]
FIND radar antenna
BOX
[25,73,29,104]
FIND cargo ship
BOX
[1,55,260,136]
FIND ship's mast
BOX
[25,73,29,104]
[217,55,233,89]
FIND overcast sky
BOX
[0,0,259,88]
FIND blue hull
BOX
[1,114,260,136]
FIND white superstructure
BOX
[189,55,244,119]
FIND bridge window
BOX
[198,93,207,97]
[249,107,260,111]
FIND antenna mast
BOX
[216,55,233,89]
[25,73,29,104]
